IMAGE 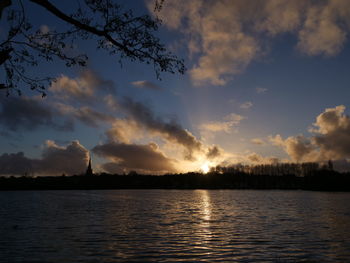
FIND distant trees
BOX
[1,167,349,191]
[212,162,322,177]
[0,0,184,96]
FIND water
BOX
[1,190,350,262]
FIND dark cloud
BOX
[100,162,125,174]
[0,96,73,132]
[131,80,162,91]
[56,104,115,127]
[0,130,20,140]
[74,107,115,127]
[37,140,89,175]
[206,145,222,159]
[93,142,176,174]
[0,70,116,134]
[0,152,33,175]
[119,97,202,158]
[0,94,117,134]
[0,141,89,176]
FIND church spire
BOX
[85,157,93,176]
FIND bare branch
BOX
[0,0,185,96]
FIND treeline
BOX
[211,161,329,177]
[0,165,349,191]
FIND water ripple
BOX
[1,190,350,262]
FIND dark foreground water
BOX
[1,190,350,262]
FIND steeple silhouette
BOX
[85,157,93,176]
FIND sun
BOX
[201,162,210,174]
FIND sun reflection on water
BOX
[195,190,212,250]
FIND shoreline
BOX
[1,170,349,191]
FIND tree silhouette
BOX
[0,0,184,96]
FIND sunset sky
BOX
[1,0,350,175]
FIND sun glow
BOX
[201,162,211,174]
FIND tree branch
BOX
[29,0,140,57]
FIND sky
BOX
[1,0,350,175]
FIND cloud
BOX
[214,151,280,168]
[93,142,177,174]
[297,1,350,56]
[189,31,259,86]
[131,80,162,91]
[95,95,205,161]
[251,138,265,145]
[100,97,236,168]
[311,105,348,134]
[0,152,33,175]
[200,122,232,133]
[37,140,89,175]
[0,71,115,133]
[271,105,350,163]
[151,0,350,85]
[56,103,115,127]
[311,105,350,160]
[246,153,279,165]
[50,69,115,103]
[0,96,72,132]
[240,101,253,109]
[206,145,222,159]
[200,113,244,133]
[105,119,141,143]
[270,134,314,162]
[0,71,116,133]
[247,153,263,163]
[256,87,268,94]
[152,0,261,86]
[95,95,232,171]
[104,94,119,111]
[98,162,125,174]
[0,140,89,176]
[254,0,305,35]
[119,97,202,158]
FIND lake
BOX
[1,190,350,262]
